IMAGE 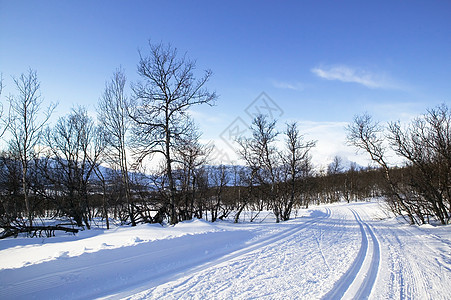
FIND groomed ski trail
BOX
[2,202,450,299]
[322,207,381,300]
[110,208,333,299]
[123,206,361,300]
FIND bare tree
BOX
[232,165,250,223]
[98,69,136,226]
[387,104,450,224]
[324,155,345,202]
[7,69,56,227]
[130,42,217,224]
[0,149,22,232]
[347,113,416,224]
[237,114,282,222]
[174,125,209,221]
[44,107,104,228]
[209,165,229,222]
[327,155,344,175]
[92,162,110,229]
[282,122,316,220]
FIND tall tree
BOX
[130,42,217,224]
[98,69,136,226]
[7,69,56,227]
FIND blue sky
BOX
[1,0,450,168]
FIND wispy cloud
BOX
[311,64,399,89]
[272,80,306,91]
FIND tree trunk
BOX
[22,165,32,227]
[166,123,177,225]
[122,149,135,226]
[234,201,247,223]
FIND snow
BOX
[1,201,450,299]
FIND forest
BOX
[0,42,450,238]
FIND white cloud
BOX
[311,64,398,89]
[272,80,306,91]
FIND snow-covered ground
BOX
[1,201,450,299]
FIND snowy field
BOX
[1,201,450,299]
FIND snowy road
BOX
[1,202,450,299]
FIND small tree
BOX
[327,155,344,175]
[209,165,229,222]
[387,104,450,224]
[174,125,209,221]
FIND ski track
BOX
[1,202,451,299]
[321,207,380,300]
[352,209,381,300]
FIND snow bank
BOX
[0,219,228,270]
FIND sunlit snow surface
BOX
[1,201,450,299]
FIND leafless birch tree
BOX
[130,42,217,224]
[237,114,282,222]
[282,122,315,220]
[98,69,136,226]
[44,107,104,228]
[7,69,56,227]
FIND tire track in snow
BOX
[312,206,347,274]
[177,207,332,277]
[322,207,380,300]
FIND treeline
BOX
[0,41,450,238]
[0,145,385,239]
